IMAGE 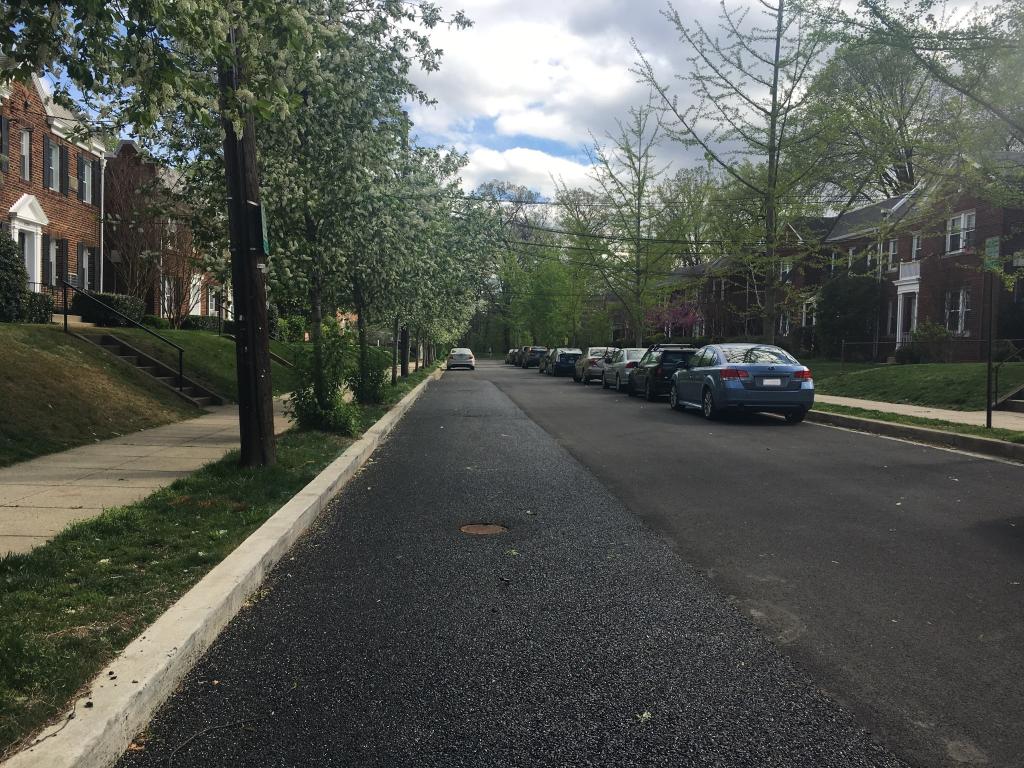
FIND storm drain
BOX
[460,524,508,535]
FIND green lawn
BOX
[810,361,1024,411]
[81,328,299,401]
[0,325,199,467]
[0,428,352,757]
[814,402,1024,444]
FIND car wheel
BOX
[701,387,720,420]
[669,385,684,411]
[602,373,610,389]
[785,408,806,424]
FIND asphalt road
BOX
[487,360,1023,768]
[117,364,908,768]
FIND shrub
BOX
[277,315,306,343]
[911,321,951,363]
[0,235,28,322]
[286,318,360,434]
[347,344,390,405]
[815,275,883,357]
[70,292,145,327]
[894,344,921,364]
[21,291,53,324]
[142,315,172,330]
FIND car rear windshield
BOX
[660,350,694,365]
[721,346,797,364]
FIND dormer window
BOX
[946,211,975,254]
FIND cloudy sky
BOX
[408,0,711,196]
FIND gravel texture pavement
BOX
[117,369,905,768]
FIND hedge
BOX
[70,292,145,327]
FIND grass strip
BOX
[0,428,352,756]
[813,402,1024,444]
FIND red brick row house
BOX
[1,75,106,305]
[678,173,1024,360]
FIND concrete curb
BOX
[3,368,444,768]
[807,408,1024,463]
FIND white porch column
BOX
[895,293,905,347]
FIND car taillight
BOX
[625,361,637,369]
[792,368,812,380]
[720,368,749,380]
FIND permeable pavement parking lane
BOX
[117,368,903,768]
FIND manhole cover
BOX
[460,523,508,535]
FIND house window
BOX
[886,239,898,270]
[45,139,60,191]
[79,156,92,205]
[911,233,922,261]
[20,129,30,181]
[946,211,975,253]
[944,287,971,336]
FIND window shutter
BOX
[43,136,52,189]
[77,155,85,201]
[0,117,8,174]
[91,159,101,208]
[57,239,67,285]
[42,234,51,286]
[76,242,85,288]
[59,145,69,196]
[87,247,98,290]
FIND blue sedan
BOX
[669,343,814,423]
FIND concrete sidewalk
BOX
[816,393,1024,431]
[0,399,291,557]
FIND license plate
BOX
[762,377,782,387]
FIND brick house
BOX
[1,75,105,306]
[104,140,226,323]
[817,183,1024,360]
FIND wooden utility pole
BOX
[219,27,276,467]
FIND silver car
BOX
[575,346,617,384]
[601,348,646,391]
[446,347,476,370]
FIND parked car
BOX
[546,347,583,376]
[575,346,617,384]
[669,343,814,423]
[521,346,548,368]
[446,347,476,370]
[601,347,646,391]
[630,344,698,400]
[505,348,518,365]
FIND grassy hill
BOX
[813,361,1024,411]
[80,328,300,401]
[0,325,199,467]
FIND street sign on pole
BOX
[984,236,1000,269]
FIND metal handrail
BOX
[60,279,185,390]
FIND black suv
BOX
[630,344,699,400]
[521,346,548,368]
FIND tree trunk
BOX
[391,315,399,386]
[218,29,275,467]
[310,277,327,410]
[400,325,410,377]
[354,282,370,403]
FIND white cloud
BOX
[461,147,594,196]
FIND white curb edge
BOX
[3,367,444,768]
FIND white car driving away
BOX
[447,347,476,370]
